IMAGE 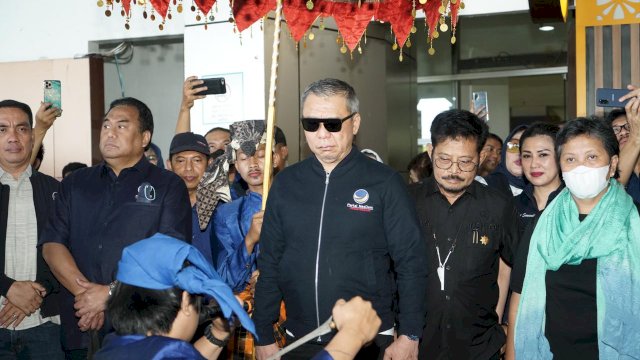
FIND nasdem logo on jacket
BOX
[347,189,374,212]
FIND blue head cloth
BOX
[116,233,256,336]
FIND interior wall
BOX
[0,59,93,178]
[264,20,416,171]
[386,48,418,174]
[460,79,510,139]
[184,21,266,142]
[102,39,185,158]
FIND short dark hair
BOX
[301,78,359,113]
[108,97,154,138]
[205,127,230,138]
[407,151,433,180]
[605,108,627,125]
[486,133,503,147]
[431,109,488,153]
[62,162,88,177]
[519,122,560,152]
[0,100,33,127]
[275,126,287,146]
[107,282,200,336]
[556,117,619,161]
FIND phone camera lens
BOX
[598,99,608,104]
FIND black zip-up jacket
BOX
[0,171,60,317]
[253,148,428,345]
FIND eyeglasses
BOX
[434,157,478,172]
[301,112,357,132]
[505,141,520,153]
[612,123,630,135]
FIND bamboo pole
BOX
[261,0,284,210]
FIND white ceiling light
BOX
[539,24,555,31]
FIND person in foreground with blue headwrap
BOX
[95,233,383,360]
[94,233,255,360]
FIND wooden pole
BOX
[261,0,284,210]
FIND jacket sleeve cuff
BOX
[396,319,424,339]
[0,275,16,297]
[255,325,277,346]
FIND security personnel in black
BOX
[410,110,519,360]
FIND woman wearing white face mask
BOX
[506,117,640,360]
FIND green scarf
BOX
[515,179,640,359]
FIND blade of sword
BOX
[266,316,335,360]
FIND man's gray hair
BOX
[301,78,360,113]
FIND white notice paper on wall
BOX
[200,72,244,128]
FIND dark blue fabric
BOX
[626,172,640,203]
[514,183,564,237]
[95,334,205,360]
[0,322,63,359]
[212,191,262,293]
[40,157,191,350]
[116,234,255,335]
[253,148,428,345]
[310,349,334,360]
[149,143,165,170]
[191,205,213,265]
[486,125,529,193]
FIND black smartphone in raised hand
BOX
[194,78,226,96]
[596,88,631,107]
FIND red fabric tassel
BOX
[333,2,378,51]
[195,0,217,15]
[282,0,320,42]
[233,0,277,32]
[149,0,170,18]
[122,0,132,16]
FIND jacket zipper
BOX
[314,171,330,341]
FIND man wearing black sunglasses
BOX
[254,78,427,360]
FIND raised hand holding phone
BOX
[43,80,61,110]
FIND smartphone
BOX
[194,77,226,96]
[472,91,489,121]
[596,88,631,107]
[44,80,62,109]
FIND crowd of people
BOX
[0,77,639,360]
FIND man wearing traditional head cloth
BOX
[210,120,280,358]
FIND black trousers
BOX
[282,334,393,360]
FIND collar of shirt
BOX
[310,146,360,176]
[522,182,565,208]
[99,156,150,180]
[0,165,32,183]
[424,176,478,201]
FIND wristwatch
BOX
[406,334,420,342]
[108,281,117,296]
[205,324,230,347]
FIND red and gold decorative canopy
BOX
[98,0,463,57]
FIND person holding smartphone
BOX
[607,85,640,203]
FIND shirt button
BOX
[445,295,450,300]
[447,237,452,242]
[446,324,451,329]
[448,208,453,213]
[98,244,102,249]
[446,265,451,270]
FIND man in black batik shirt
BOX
[410,110,519,360]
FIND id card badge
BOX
[437,266,445,291]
